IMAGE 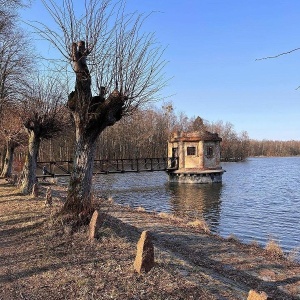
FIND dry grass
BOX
[107,196,114,204]
[187,218,211,233]
[249,240,260,248]
[1,179,300,300]
[287,247,300,262]
[0,180,214,300]
[157,212,183,222]
[226,234,241,243]
[265,239,284,258]
[136,206,146,212]
[157,211,170,218]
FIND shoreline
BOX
[0,179,299,299]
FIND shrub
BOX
[265,239,284,258]
[187,219,210,234]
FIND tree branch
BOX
[256,47,300,61]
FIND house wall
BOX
[203,141,221,169]
[168,134,221,170]
[183,141,202,169]
[169,140,205,169]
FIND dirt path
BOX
[105,203,300,299]
[0,179,299,299]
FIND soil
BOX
[0,178,299,300]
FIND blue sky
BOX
[21,0,300,140]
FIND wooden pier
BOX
[37,157,178,178]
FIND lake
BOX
[66,157,300,257]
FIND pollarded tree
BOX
[33,0,167,214]
[0,103,26,178]
[19,76,69,194]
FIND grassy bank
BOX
[0,179,299,299]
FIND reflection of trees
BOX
[168,183,222,230]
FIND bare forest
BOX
[2,104,299,174]
[35,109,300,162]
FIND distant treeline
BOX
[10,105,300,163]
[248,139,300,157]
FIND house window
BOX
[206,146,214,157]
[187,146,196,156]
[170,147,178,168]
[172,147,178,157]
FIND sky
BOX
[20,0,300,141]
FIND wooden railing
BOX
[37,157,179,177]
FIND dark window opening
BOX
[187,146,196,156]
[171,147,178,168]
[172,147,178,157]
[206,146,214,157]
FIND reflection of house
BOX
[167,131,224,183]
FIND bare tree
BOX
[0,0,17,32]
[19,76,69,194]
[32,0,167,214]
[0,28,34,118]
[0,104,26,178]
[39,120,75,161]
[0,4,35,175]
[0,0,31,41]
[205,120,250,161]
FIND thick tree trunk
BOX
[62,40,124,216]
[62,133,97,214]
[1,140,16,178]
[20,131,40,194]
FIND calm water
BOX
[69,157,300,255]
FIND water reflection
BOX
[91,172,223,230]
[61,172,222,230]
[168,182,222,230]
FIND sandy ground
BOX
[0,179,299,299]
